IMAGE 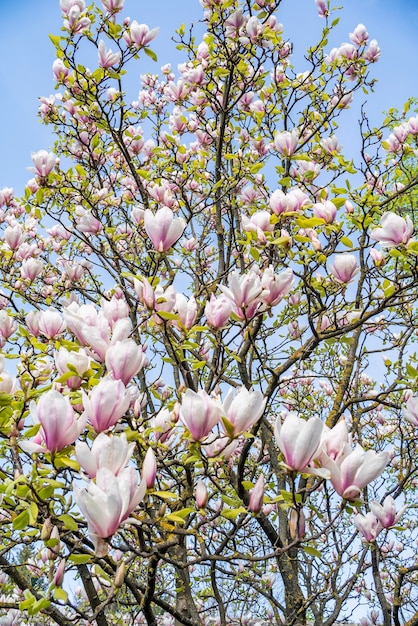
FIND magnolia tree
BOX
[1,0,418,625]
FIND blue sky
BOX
[0,0,417,193]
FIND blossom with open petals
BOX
[274,412,325,474]
[144,207,186,252]
[74,467,146,555]
[370,212,413,247]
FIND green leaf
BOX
[249,247,260,262]
[49,34,61,47]
[222,507,246,520]
[13,509,30,530]
[29,502,38,525]
[191,360,207,370]
[303,545,322,558]
[165,513,188,524]
[156,311,179,321]
[151,490,178,500]
[222,495,238,507]
[0,392,12,407]
[221,416,235,438]
[249,162,264,175]
[31,598,51,614]
[53,587,68,602]
[68,554,92,564]
[53,456,79,471]
[407,240,418,252]
[406,363,418,378]
[340,236,353,248]
[38,486,54,500]
[75,164,87,177]
[58,513,79,531]
[136,168,151,179]
[19,591,35,611]
[296,217,325,228]
[144,47,157,62]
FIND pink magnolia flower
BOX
[275,412,326,474]
[179,389,223,441]
[60,0,86,16]
[55,347,91,389]
[26,311,42,337]
[75,207,103,234]
[370,248,385,267]
[349,24,369,46]
[98,40,121,69]
[318,419,351,464]
[315,0,329,18]
[20,258,43,281]
[354,512,381,542]
[63,5,91,34]
[29,150,56,178]
[329,253,358,283]
[101,294,130,326]
[365,39,380,63]
[0,368,15,394]
[274,129,299,157]
[82,377,131,433]
[38,309,67,339]
[204,294,232,329]
[102,0,124,11]
[204,433,240,459]
[75,433,134,478]
[370,212,413,247]
[313,200,337,224]
[403,395,418,427]
[370,496,407,529]
[4,224,24,250]
[142,447,157,489]
[105,339,147,385]
[322,444,389,500]
[269,189,289,215]
[174,294,197,330]
[125,21,159,48]
[261,267,294,307]
[241,211,274,243]
[52,59,70,82]
[321,135,341,155]
[221,387,266,437]
[289,508,306,539]
[144,207,186,252]
[248,474,264,513]
[219,270,265,320]
[53,559,66,587]
[0,311,17,340]
[408,115,418,135]
[22,390,87,454]
[63,303,131,362]
[244,16,263,43]
[151,407,175,442]
[134,277,156,309]
[73,467,146,555]
[195,480,208,509]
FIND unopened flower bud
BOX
[195,480,208,509]
[114,562,126,588]
[248,474,264,513]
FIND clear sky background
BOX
[0,0,417,194]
